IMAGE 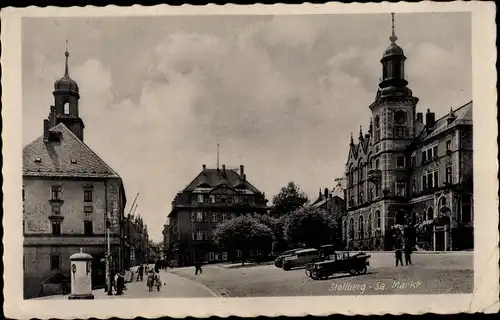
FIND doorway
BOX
[435,231,445,251]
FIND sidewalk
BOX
[32,270,217,299]
[218,261,275,269]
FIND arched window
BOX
[439,196,447,208]
[358,215,364,240]
[63,102,70,114]
[375,159,380,169]
[427,207,434,220]
[374,115,381,141]
[375,210,381,228]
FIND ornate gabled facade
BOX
[168,164,268,266]
[23,49,127,298]
[342,14,473,252]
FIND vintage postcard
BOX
[2,2,498,318]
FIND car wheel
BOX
[359,266,367,275]
[348,268,357,276]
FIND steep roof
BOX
[417,101,473,142]
[23,123,121,179]
[184,168,261,194]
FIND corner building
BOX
[342,16,473,252]
[22,50,127,298]
[168,164,268,266]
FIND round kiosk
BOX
[68,248,94,300]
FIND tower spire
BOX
[64,39,70,78]
[359,125,363,140]
[350,132,354,146]
[389,13,398,43]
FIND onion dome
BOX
[54,49,79,93]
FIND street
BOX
[170,252,473,297]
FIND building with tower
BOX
[342,14,473,252]
[168,164,269,266]
[22,48,128,298]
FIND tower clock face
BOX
[394,110,407,124]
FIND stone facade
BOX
[168,165,268,266]
[23,49,127,299]
[341,19,473,252]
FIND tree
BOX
[252,213,288,254]
[284,207,336,248]
[213,215,274,266]
[270,181,309,217]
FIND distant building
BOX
[310,188,346,247]
[162,223,171,261]
[123,214,150,267]
[168,164,268,266]
[22,49,127,298]
[342,15,473,251]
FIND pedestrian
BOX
[194,258,203,275]
[113,271,119,293]
[146,270,155,292]
[155,272,162,292]
[395,247,403,267]
[404,245,413,265]
[116,272,125,295]
[155,260,160,273]
[137,265,144,282]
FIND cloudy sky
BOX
[22,12,471,241]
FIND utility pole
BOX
[105,212,112,295]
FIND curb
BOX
[219,261,275,269]
[165,271,220,298]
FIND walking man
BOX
[404,245,413,265]
[136,265,144,282]
[395,247,403,267]
[194,257,203,275]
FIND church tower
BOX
[48,44,85,141]
[368,13,419,206]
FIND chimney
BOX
[416,112,423,123]
[242,174,246,181]
[324,188,329,200]
[202,164,206,171]
[426,109,436,128]
[222,164,226,172]
[43,119,50,142]
[240,165,245,177]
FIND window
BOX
[421,151,427,164]
[359,191,364,204]
[427,207,434,220]
[427,148,433,161]
[196,212,203,222]
[461,195,472,222]
[244,196,249,204]
[52,221,61,235]
[196,230,203,240]
[51,186,61,200]
[375,211,381,228]
[233,195,239,203]
[433,171,439,188]
[446,140,452,151]
[236,250,242,257]
[50,254,60,270]
[410,155,416,167]
[208,252,215,261]
[63,102,70,114]
[374,116,381,141]
[375,159,380,169]
[394,126,406,138]
[422,175,427,190]
[84,188,93,202]
[358,216,364,239]
[412,178,417,193]
[440,197,447,207]
[192,232,196,240]
[367,214,372,236]
[221,212,226,222]
[212,212,217,223]
[84,221,93,235]
[433,146,438,159]
[197,194,204,204]
[427,172,434,189]
[446,165,452,184]
[22,187,25,201]
[209,195,215,203]
[396,156,405,168]
[396,181,406,196]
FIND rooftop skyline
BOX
[22,12,472,240]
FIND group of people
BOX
[136,263,164,292]
[394,245,413,266]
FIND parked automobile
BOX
[305,251,371,280]
[282,248,321,271]
[274,249,301,268]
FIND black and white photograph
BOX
[2,2,498,318]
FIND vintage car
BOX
[274,249,301,268]
[304,251,371,280]
[282,248,322,271]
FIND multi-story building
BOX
[342,15,473,252]
[168,164,269,266]
[123,214,151,267]
[162,222,171,261]
[22,49,127,298]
